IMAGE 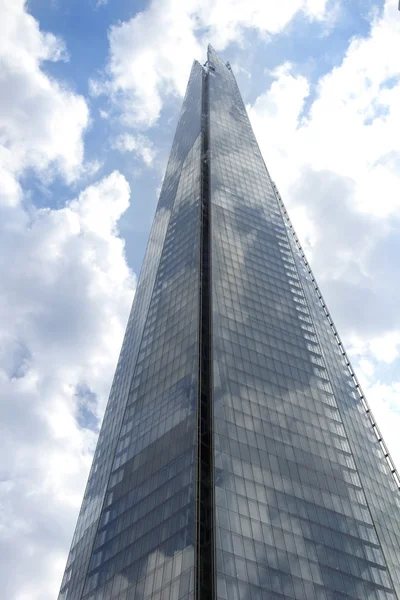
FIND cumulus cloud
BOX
[248,0,400,465]
[91,0,331,127]
[0,171,135,600]
[248,0,400,330]
[0,3,136,599]
[112,133,156,165]
[0,0,89,202]
[250,62,310,166]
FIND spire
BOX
[207,44,229,72]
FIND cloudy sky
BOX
[1,0,400,598]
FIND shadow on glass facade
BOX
[59,60,204,600]
[59,47,400,600]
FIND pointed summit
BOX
[207,44,229,72]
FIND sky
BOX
[1,0,400,598]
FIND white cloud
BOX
[248,0,400,327]
[250,62,310,165]
[250,1,400,215]
[0,3,136,599]
[92,0,330,127]
[0,0,89,201]
[0,171,135,600]
[112,133,156,165]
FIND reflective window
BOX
[59,61,204,600]
[208,46,400,599]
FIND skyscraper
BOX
[59,46,400,600]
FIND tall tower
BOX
[59,47,400,600]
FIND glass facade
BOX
[59,60,204,600]
[59,47,400,600]
[207,46,400,600]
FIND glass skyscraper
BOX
[59,46,400,600]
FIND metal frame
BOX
[272,181,400,493]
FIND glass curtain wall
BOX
[208,46,400,600]
[59,60,204,600]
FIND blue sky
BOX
[1,1,400,598]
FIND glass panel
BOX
[59,60,203,600]
[208,46,399,599]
